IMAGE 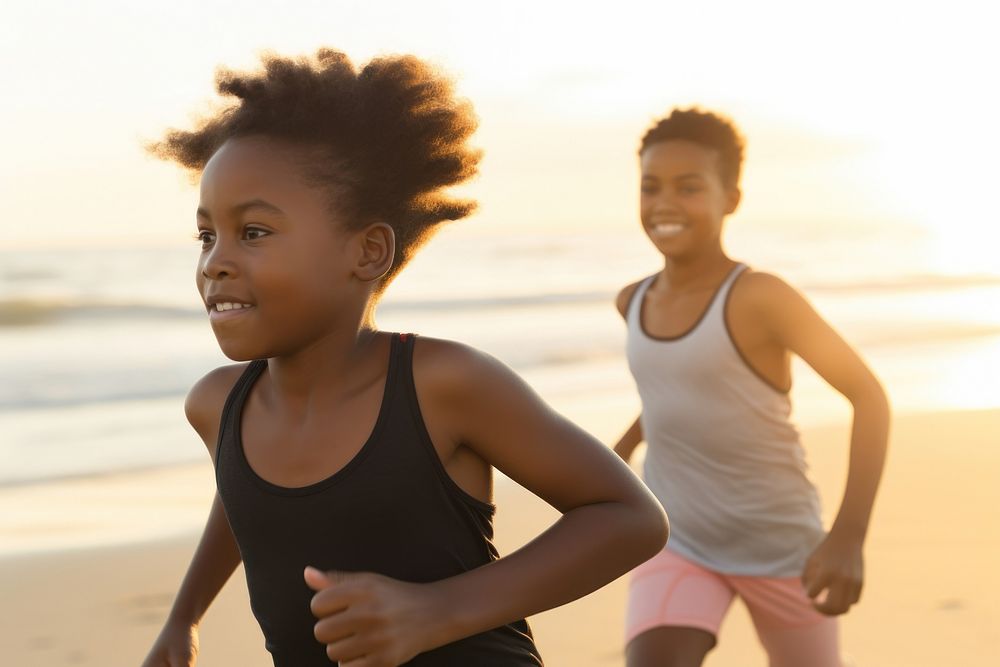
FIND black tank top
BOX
[215,333,543,666]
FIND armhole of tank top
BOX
[214,361,266,469]
[720,268,791,396]
[399,335,497,516]
[624,275,656,325]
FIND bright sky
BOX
[2,0,998,272]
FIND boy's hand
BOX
[801,532,864,616]
[141,621,199,667]
[304,566,443,666]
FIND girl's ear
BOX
[354,222,395,282]
[725,187,742,215]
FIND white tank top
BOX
[626,264,824,576]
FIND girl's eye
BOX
[244,227,270,241]
[194,230,215,247]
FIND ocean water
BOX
[2,226,999,486]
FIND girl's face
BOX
[195,136,362,361]
[638,140,740,260]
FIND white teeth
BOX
[214,302,250,312]
[653,223,685,237]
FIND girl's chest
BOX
[240,393,384,489]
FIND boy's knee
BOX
[626,626,716,667]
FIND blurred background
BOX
[1,2,998,665]
[3,0,997,485]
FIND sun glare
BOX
[866,140,1000,277]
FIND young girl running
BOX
[614,109,890,667]
[141,49,668,667]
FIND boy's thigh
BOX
[625,548,736,662]
[731,575,842,667]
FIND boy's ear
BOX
[725,187,742,215]
[354,222,395,282]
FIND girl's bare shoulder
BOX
[410,336,507,395]
[184,363,252,456]
[408,336,541,417]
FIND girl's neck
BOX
[263,322,383,416]
[660,245,736,291]
[261,287,383,404]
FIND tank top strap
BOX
[389,331,420,424]
[625,274,658,331]
[393,332,497,514]
[722,262,749,292]
[394,332,416,380]
[218,359,267,455]
[705,262,749,323]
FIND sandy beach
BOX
[2,407,998,666]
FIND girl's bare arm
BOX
[307,339,668,665]
[143,367,246,666]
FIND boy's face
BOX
[639,140,740,260]
[194,136,361,361]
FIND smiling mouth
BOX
[206,301,257,321]
[212,302,253,312]
[650,223,686,237]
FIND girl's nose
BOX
[200,243,238,280]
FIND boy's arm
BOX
[613,281,646,463]
[143,367,246,666]
[613,416,644,463]
[307,340,668,665]
[750,273,890,615]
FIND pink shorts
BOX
[626,548,842,667]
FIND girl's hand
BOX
[801,531,864,616]
[304,566,441,667]
[141,621,199,667]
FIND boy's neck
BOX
[660,245,736,291]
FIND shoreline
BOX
[0,405,995,556]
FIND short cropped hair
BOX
[639,108,745,189]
